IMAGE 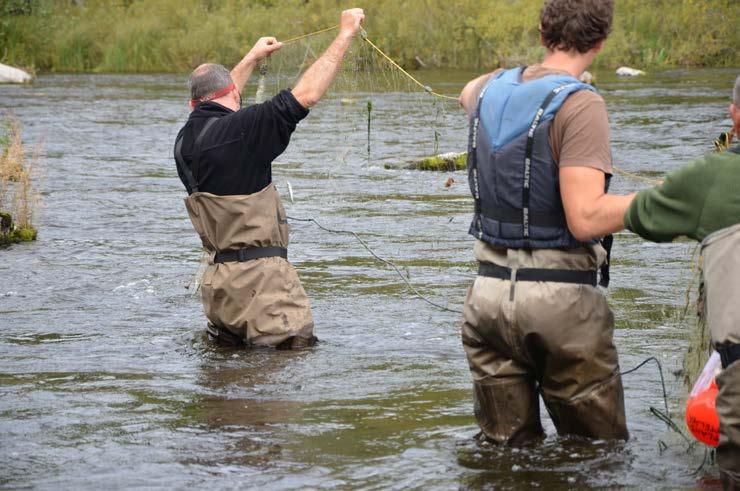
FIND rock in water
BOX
[616,66,646,77]
[0,64,33,84]
[579,71,594,85]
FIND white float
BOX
[0,63,33,84]
[616,66,646,77]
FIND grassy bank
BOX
[1,0,737,74]
[0,117,39,247]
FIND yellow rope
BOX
[360,31,459,101]
[278,24,460,101]
[612,166,662,185]
[281,25,340,45]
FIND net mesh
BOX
[246,29,459,166]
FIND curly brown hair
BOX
[540,0,614,54]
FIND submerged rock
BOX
[0,63,33,84]
[579,70,595,85]
[0,211,37,247]
[616,66,646,77]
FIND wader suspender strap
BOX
[174,117,218,194]
[174,136,197,193]
[718,344,740,369]
[191,117,218,187]
[599,234,613,288]
[522,83,579,246]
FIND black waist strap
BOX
[718,344,740,369]
[214,246,287,264]
[478,261,597,287]
[480,202,566,228]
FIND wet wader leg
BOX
[541,371,628,441]
[717,360,740,488]
[471,376,544,446]
[523,283,628,441]
[276,335,318,350]
[462,317,544,445]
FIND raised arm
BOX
[231,37,284,93]
[291,9,365,109]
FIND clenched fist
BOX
[246,37,283,63]
[339,8,365,37]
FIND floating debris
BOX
[616,66,646,77]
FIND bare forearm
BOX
[292,32,353,108]
[567,193,636,241]
[230,54,258,93]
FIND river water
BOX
[0,68,736,489]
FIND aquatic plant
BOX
[414,152,467,171]
[0,116,39,246]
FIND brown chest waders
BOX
[700,223,740,484]
[175,119,315,348]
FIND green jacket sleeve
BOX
[624,157,714,242]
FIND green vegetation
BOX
[0,117,39,247]
[414,152,467,171]
[1,0,737,73]
[384,152,466,171]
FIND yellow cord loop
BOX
[612,167,662,185]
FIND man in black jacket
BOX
[175,9,365,348]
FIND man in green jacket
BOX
[624,75,740,487]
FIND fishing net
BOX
[244,28,461,168]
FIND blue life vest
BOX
[467,67,608,249]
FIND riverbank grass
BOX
[0,117,39,247]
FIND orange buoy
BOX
[685,352,721,447]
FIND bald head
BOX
[188,63,233,101]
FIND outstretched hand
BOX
[247,37,283,63]
[339,8,365,37]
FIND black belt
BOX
[717,344,740,369]
[478,261,597,287]
[214,246,287,264]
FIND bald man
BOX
[174,9,365,349]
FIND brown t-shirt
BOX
[464,65,612,174]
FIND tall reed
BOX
[1,0,737,73]
[0,116,39,243]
